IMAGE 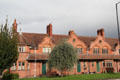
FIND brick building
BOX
[10,20,120,78]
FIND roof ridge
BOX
[20,32,117,39]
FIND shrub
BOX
[106,68,114,73]
[48,42,77,76]
[2,71,19,80]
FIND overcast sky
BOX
[0,0,120,38]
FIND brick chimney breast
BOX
[47,24,52,37]
[12,19,17,32]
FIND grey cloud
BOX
[0,0,120,38]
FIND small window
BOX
[83,62,86,70]
[92,62,94,67]
[99,40,102,43]
[73,38,76,42]
[77,48,83,53]
[106,62,112,68]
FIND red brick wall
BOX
[10,29,120,78]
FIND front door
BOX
[77,61,81,72]
[42,62,46,75]
[96,62,100,72]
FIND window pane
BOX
[102,48,108,54]
[77,48,83,53]
[23,47,26,52]
[18,62,21,70]
[18,46,26,52]
[43,47,51,53]
[48,48,51,53]
[22,62,25,70]
[27,63,30,70]
[43,48,46,53]
[93,48,99,54]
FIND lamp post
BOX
[34,47,37,77]
[116,2,120,45]
[115,2,120,72]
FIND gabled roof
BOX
[18,32,118,50]
[78,36,96,47]
[105,38,118,50]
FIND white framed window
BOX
[48,48,51,53]
[43,47,51,53]
[18,62,22,70]
[103,62,105,67]
[27,63,30,70]
[102,48,108,54]
[11,63,16,70]
[93,48,99,54]
[83,62,86,70]
[106,62,112,68]
[18,46,26,52]
[22,62,25,70]
[77,48,83,53]
[18,62,25,70]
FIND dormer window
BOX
[43,47,51,53]
[93,48,99,54]
[18,46,26,52]
[102,48,108,54]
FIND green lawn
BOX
[15,73,120,80]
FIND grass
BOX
[15,73,120,80]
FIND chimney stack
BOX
[69,30,74,35]
[97,28,104,37]
[47,24,52,37]
[13,19,17,32]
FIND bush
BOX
[2,71,19,80]
[106,68,114,73]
